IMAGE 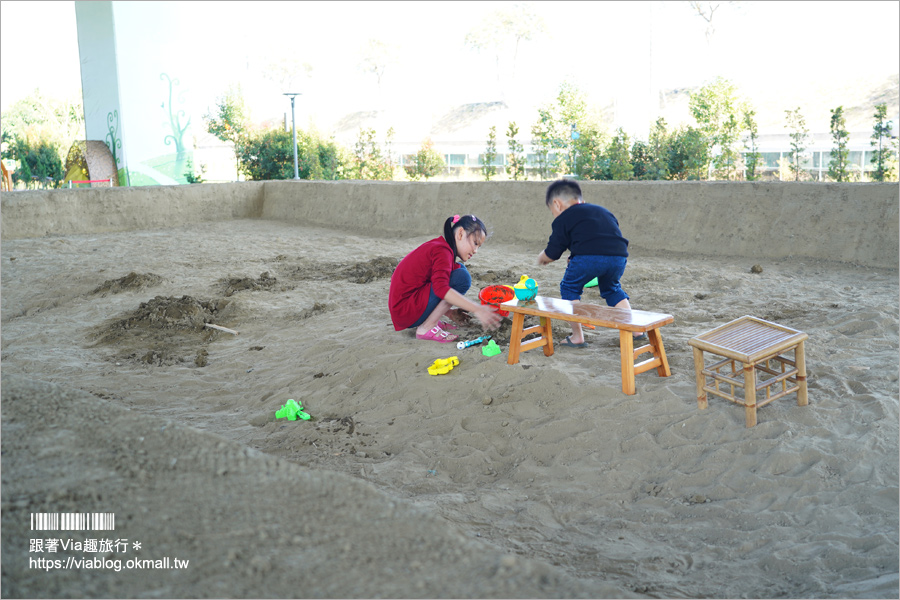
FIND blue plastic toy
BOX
[457,335,491,350]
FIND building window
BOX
[477,154,505,166]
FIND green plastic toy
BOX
[276,399,311,421]
[586,277,598,287]
[482,340,502,357]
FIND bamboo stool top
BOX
[688,315,808,363]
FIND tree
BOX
[506,122,526,180]
[870,103,897,182]
[465,2,546,98]
[358,39,399,105]
[688,1,723,44]
[383,127,396,179]
[264,58,313,93]
[204,85,250,174]
[530,110,554,180]
[688,76,746,179]
[481,126,498,181]
[573,122,608,180]
[406,138,445,181]
[742,109,762,181]
[667,126,708,180]
[352,128,393,180]
[631,141,650,180]
[1,89,85,168]
[531,82,598,178]
[644,118,671,180]
[606,128,633,180]
[828,106,851,182]
[784,107,809,181]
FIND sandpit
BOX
[1,182,898,598]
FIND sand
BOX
[1,217,898,598]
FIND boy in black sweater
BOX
[537,179,643,347]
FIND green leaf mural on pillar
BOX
[160,72,192,183]
[106,110,124,185]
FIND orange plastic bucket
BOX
[479,285,515,317]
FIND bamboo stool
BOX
[688,315,808,427]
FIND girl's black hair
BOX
[443,214,488,259]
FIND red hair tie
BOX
[452,214,461,224]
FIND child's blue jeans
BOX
[560,255,629,306]
[410,264,471,328]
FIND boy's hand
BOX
[537,251,554,266]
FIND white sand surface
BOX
[2,218,898,598]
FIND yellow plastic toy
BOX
[428,356,459,376]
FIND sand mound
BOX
[219,272,279,297]
[90,272,165,296]
[90,295,236,367]
[285,256,399,284]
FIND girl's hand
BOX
[475,305,502,330]
[537,251,554,265]
[446,308,471,326]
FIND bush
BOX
[4,137,64,188]
[237,128,342,181]
[405,138,445,181]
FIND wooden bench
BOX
[500,296,674,395]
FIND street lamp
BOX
[283,93,301,180]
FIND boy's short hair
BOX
[545,179,582,206]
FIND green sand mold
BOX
[276,399,310,421]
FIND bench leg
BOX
[648,328,671,377]
[619,330,636,395]
[692,347,708,410]
[507,312,525,365]
[540,316,554,357]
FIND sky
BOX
[2,0,898,138]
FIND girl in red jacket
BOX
[389,214,501,342]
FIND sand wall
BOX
[0,182,265,239]
[262,181,899,268]
[3,180,897,268]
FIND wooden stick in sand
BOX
[205,323,239,335]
